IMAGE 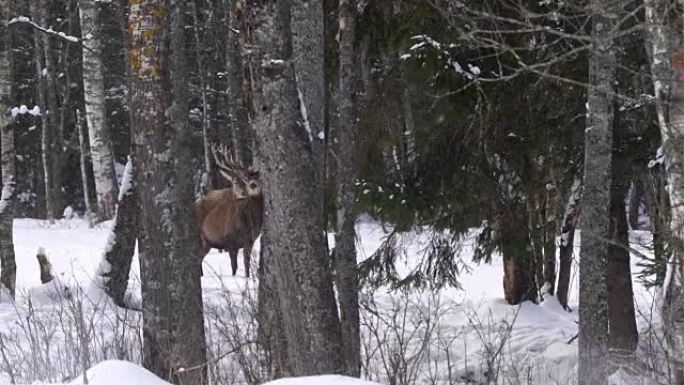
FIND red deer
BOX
[196,144,263,277]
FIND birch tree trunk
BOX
[578,2,617,383]
[77,110,96,224]
[644,0,684,380]
[557,177,581,310]
[333,0,360,375]
[128,1,207,382]
[80,0,118,221]
[0,0,16,299]
[249,0,345,375]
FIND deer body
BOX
[196,144,263,277]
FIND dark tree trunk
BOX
[578,1,617,383]
[644,163,670,286]
[607,126,638,355]
[29,0,55,222]
[557,177,581,310]
[543,185,558,295]
[249,0,345,375]
[257,229,292,379]
[99,157,138,308]
[225,0,251,166]
[128,1,206,381]
[333,0,360,376]
[501,200,538,305]
[0,2,16,298]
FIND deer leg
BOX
[229,249,239,276]
[243,243,253,278]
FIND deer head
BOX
[211,143,261,200]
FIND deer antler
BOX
[211,143,246,180]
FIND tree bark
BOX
[333,0,360,376]
[29,0,55,222]
[249,0,345,375]
[80,0,118,221]
[257,229,292,379]
[499,200,538,305]
[128,1,207,381]
[291,0,326,186]
[557,177,581,310]
[644,0,684,381]
[77,110,96,224]
[98,157,137,308]
[225,0,251,166]
[628,176,644,230]
[0,0,16,299]
[578,2,617,383]
[543,185,558,295]
[607,123,638,356]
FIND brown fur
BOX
[196,188,263,277]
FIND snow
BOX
[0,218,664,384]
[264,375,382,385]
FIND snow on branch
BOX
[8,16,79,44]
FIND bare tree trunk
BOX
[578,2,617,383]
[644,163,670,286]
[0,1,16,298]
[333,0,360,376]
[42,28,63,217]
[77,110,95,224]
[98,157,137,307]
[607,124,638,356]
[80,0,118,221]
[249,0,345,375]
[225,0,251,165]
[644,0,684,381]
[291,0,326,186]
[29,0,55,222]
[543,185,558,295]
[500,200,538,305]
[128,1,207,382]
[557,177,581,310]
[257,229,292,379]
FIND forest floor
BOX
[0,218,666,384]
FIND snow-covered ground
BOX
[0,218,664,384]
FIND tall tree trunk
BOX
[0,0,16,299]
[644,163,670,286]
[128,1,207,382]
[500,200,538,305]
[29,0,55,222]
[543,184,558,295]
[291,0,326,186]
[80,0,118,221]
[578,1,617,383]
[257,229,292,379]
[333,0,360,376]
[77,110,96,224]
[607,123,638,356]
[249,0,345,375]
[644,0,684,381]
[168,2,207,383]
[225,0,251,166]
[557,177,581,310]
[42,27,63,217]
[98,157,137,307]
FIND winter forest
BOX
[1,0,684,384]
